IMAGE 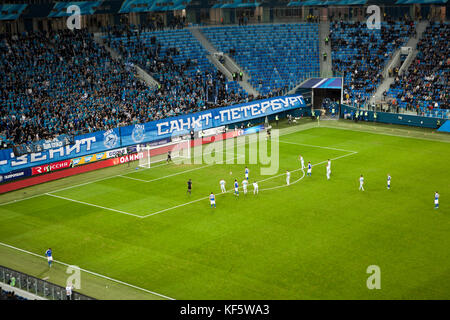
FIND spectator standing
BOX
[66,284,73,300]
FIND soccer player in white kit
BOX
[299,155,305,169]
[242,179,248,195]
[253,181,259,194]
[387,174,391,190]
[286,170,291,185]
[220,179,226,193]
[359,174,364,191]
[326,164,331,180]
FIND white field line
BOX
[0,153,214,204]
[40,151,248,218]
[117,175,151,182]
[2,144,358,219]
[0,129,283,205]
[45,158,176,194]
[0,241,175,300]
[140,150,358,218]
[119,165,215,183]
[45,193,144,219]
[320,123,450,144]
[143,196,212,218]
[0,127,354,208]
[138,160,172,169]
[120,152,246,183]
[258,169,306,192]
[0,155,174,207]
[0,174,121,207]
[0,194,44,207]
[45,175,119,195]
[2,122,446,206]
[279,139,357,153]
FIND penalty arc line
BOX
[0,241,175,300]
[0,127,316,206]
[141,151,358,218]
[2,122,444,206]
[13,151,359,220]
[0,149,360,301]
[2,148,358,220]
[258,169,306,192]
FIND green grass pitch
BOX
[0,120,449,299]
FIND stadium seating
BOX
[0,28,248,149]
[1,20,446,149]
[0,29,157,148]
[330,20,415,104]
[103,28,248,103]
[201,24,320,96]
[386,22,449,118]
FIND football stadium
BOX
[0,0,449,304]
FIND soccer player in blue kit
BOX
[45,248,53,267]
[210,192,216,208]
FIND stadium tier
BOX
[0,28,251,149]
[387,22,450,118]
[201,24,321,95]
[103,28,249,102]
[330,19,415,104]
[0,20,448,152]
[0,29,154,148]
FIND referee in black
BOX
[187,179,192,196]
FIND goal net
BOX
[138,138,191,168]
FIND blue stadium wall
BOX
[341,105,443,129]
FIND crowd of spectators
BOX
[0,29,159,148]
[238,14,249,26]
[0,27,254,149]
[104,28,250,108]
[387,22,449,114]
[330,17,415,105]
[306,14,319,23]
[101,16,186,37]
[0,287,26,300]
[4,17,444,150]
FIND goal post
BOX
[138,138,191,168]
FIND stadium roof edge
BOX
[0,4,28,21]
